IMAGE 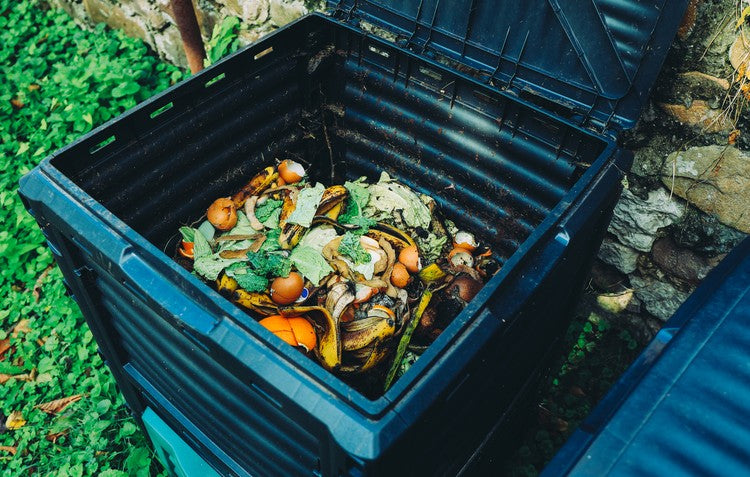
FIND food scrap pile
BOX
[174,160,499,393]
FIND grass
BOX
[502,296,648,476]
[0,2,650,475]
[0,1,183,474]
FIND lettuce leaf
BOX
[363,172,431,229]
[289,246,333,286]
[299,226,339,254]
[287,182,325,227]
[416,232,448,264]
[193,254,243,281]
[246,251,292,278]
[179,226,195,242]
[255,198,283,222]
[339,179,376,231]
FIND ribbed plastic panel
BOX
[59,25,604,267]
[73,56,309,249]
[596,0,663,79]
[328,31,600,262]
[329,0,688,129]
[88,257,320,477]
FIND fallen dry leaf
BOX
[0,339,10,360]
[45,430,68,443]
[32,266,53,302]
[0,445,16,455]
[10,98,24,109]
[0,368,33,385]
[16,369,37,383]
[569,385,587,397]
[5,411,26,430]
[11,320,32,338]
[35,394,83,415]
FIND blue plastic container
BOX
[543,237,750,476]
[19,1,688,475]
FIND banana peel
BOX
[279,186,348,249]
[341,314,396,351]
[367,222,417,251]
[233,289,278,316]
[231,166,277,208]
[418,263,447,283]
[281,306,340,370]
[279,222,305,250]
[216,273,239,297]
[325,281,356,322]
[316,185,347,219]
[340,340,392,373]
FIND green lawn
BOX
[0,2,647,475]
[0,1,182,475]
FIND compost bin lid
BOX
[328,0,690,133]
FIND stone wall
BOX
[48,0,748,334]
[592,0,748,334]
[47,0,320,68]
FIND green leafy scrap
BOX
[289,246,333,286]
[254,198,283,223]
[339,179,375,231]
[415,232,448,264]
[260,228,283,252]
[192,227,212,259]
[287,182,326,227]
[338,231,372,264]
[225,263,269,292]
[178,226,195,242]
[246,251,292,278]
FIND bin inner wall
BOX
[51,21,605,265]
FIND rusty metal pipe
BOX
[170,0,206,73]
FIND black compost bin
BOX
[542,237,750,476]
[19,1,689,475]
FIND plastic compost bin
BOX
[18,1,689,475]
[542,237,750,476]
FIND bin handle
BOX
[120,251,219,335]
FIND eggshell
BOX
[398,245,422,273]
[448,247,474,267]
[453,231,478,252]
[391,262,411,288]
[278,160,305,184]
